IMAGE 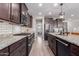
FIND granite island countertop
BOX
[0,35,27,50]
[49,33,79,46]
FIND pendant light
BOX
[59,3,65,19]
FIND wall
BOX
[67,20,79,32]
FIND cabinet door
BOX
[21,4,27,16]
[0,3,10,20]
[70,44,79,56]
[21,4,28,25]
[48,34,56,55]
[10,37,26,56]
[30,16,33,27]
[10,42,26,56]
[28,15,33,27]
[11,3,20,23]
[0,47,9,56]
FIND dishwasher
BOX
[56,39,70,56]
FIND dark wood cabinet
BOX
[21,4,32,27]
[21,4,28,16]
[0,3,20,23]
[48,34,56,55]
[21,4,28,25]
[0,3,33,26]
[47,34,70,56]
[11,3,20,24]
[27,33,34,55]
[0,33,34,56]
[29,15,33,27]
[10,37,27,56]
[56,38,70,56]
[0,47,9,56]
[70,44,79,56]
[0,3,10,21]
[10,42,26,56]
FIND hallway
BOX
[29,36,54,56]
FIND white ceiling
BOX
[26,3,79,20]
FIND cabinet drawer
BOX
[10,38,26,53]
[70,44,79,56]
[0,47,9,56]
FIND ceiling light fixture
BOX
[54,3,58,7]
[59,3,65,19]
[38,3,43,7]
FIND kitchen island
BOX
[47,33,79,56]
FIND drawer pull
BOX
[56,39,68,46]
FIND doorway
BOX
[35,17,44,40]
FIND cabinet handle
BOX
[56,39,68,46]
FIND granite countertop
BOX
[0,35,27,50]
[49,33,79,46]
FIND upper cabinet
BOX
[28,15,33,27]
[11,3,20,24]
[0,3,10,21]
[21,4,28,16]
[21,4,28,26]
[21,4,33,27]
[0,3,32,26]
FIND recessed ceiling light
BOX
[53,3,58,7]
[38,12,42,15]
[38,3,43,7]
[48,12,52,15]
[71,14,74,17]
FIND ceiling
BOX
[26,3,79,20]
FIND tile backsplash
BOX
[0,20,13,34]
[0,19,33,35]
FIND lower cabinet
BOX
[0,33,34,56]
[0,47,9,56]
[70,44,79,56]
[10,37,27,56]
[27,33,34,55]
[44,33,48,40]
[48,34,56,55]
[56,38,70,56]
[47,34,79,56]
